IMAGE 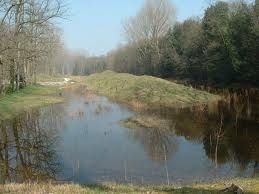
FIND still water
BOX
[0,90,259,184]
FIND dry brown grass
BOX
[0,179,259,194]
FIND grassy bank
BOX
[1,178,258,193]
[0,85,64,121]
[77,71,220,110]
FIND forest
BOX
[106,0,259,88]
[0,0,258,92]
[68,0,259,89]
[0,0,66,94]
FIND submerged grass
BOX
[122,115,172,131]
[77,71,220,110]
[0,178,258,193]
[0,85,64,121]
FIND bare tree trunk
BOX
[0,58,3,94]
[256,0,259,17]
[10,61,15,91]
[16,42,21,90]
[14,0,24,91]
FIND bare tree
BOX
[0,0,67,91]
[123,0,176,74]
[124,0,175,42]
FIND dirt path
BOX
[38,78,72,86]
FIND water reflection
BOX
[141,89,259,176]
[0,105,63,183]
[128,122,178,163]
[0,89,259,184]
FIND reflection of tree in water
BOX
[0,105,63,183]
[128,121,178,163]
[202,111,231,167]
[254,162,259,177]
[140,89,259,173]
[202,94,259,171]
[193,90,259,171]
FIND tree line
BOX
[0,0,66,93]
[105,0,259,88]
[69,0,258,88]
[2,0,257,91]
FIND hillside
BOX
[80,71,220,109]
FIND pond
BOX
[0,89,259,185]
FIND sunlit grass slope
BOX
[81,71,220,109]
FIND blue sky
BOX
[61,0,209,56]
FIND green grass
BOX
[77,71,220,110]
[0,85,64,121]
[0,178,258,193]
